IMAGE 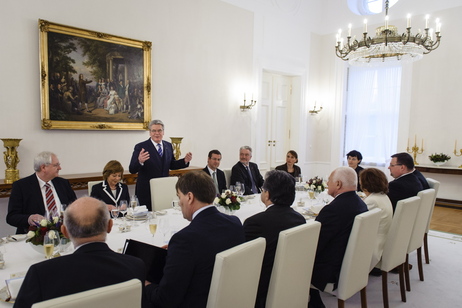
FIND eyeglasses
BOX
[389,164,403,167]
[47,163,61,168]
[150,129,163,133]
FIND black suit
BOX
[387,173,424,211]
[413,169,430,190]
[90,181,130,206]
[129,139,189,210]
[230,162,264,195]
[275,163,302,178]
[202,166,227,193]
[14,242,147,307]
[7,174,77,234]
[146,206,245,308]
[244,205,306,308]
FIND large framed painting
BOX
[39,19,151,130]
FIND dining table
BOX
[0,190,331,306]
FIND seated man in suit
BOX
[15,197,146,307]
[202,149,227,194]
[244,170,306,308]
[309,166,368,308]
[413,168,430,189]
[145,171,245,307]
[387,152,424,211]
[230,146,264,195]
[7,151,77,234]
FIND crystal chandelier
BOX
[335,0,442,65]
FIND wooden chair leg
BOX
[360,287,368,308]
[338,299,345,308]
[382,271,389,308]
[424,233,430,264]
[398,264,407,303]
[417,247,424,281]
[404,254,411,292]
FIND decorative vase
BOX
[433,161,448,166]
[1,138,22,184]
[216,205,235,215]
[170,137,183,160]
[29,242,45,255]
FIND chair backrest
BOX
[223,169,232,189]
[265,221,321,308]
[32,279,142,308]
[206,237,266,308]
[149,177,179,211]
[333,208,382,300]
[425,178,440,233]
[380,196,420,272]
[87,180,103,195]
[408,189,436,253]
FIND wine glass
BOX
[146,213,157,237]
[235,182,242,197]
[172,200,181,214]
[111,205,120,224]
[130,195,139,225]
[119,200,128,225]
[158,217,170,244]
[43,230,60,259]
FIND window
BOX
[343,65,402,166]
[348,0,399,15]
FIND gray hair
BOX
[149,119,164,130]
[331,166,357,189]
[240,146,252,153]
[64,197,110,239]
[33,151,55,172]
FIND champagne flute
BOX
[111,205,120,224]
[147,213,157,237]
[119,200,128,225]
[130,195,138,225]
[172,200,181,214]
[43,230,60,259]
[158,217,170,244]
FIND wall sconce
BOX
[240,93,256,111]
[309,101,323,115]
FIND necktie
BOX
[45,183,58,218]
[157,143,163,157]
[212,171,219,194]
[246,165,258,194]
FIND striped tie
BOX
[157,143,163,157]
[45,183,58,217]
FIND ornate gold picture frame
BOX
[39,19,151,130]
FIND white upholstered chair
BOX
[223,169,232,189]
[265,221,321,308]
[424,178,440,264]
[31,279,142,308]
[404,188,436,291]
[323,208,382,308]
[87,180,103,195]
[149,177,178,211]
[206,237,266,308]
[377,196,420,308]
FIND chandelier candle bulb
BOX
[385,16,389,29]
[348,24,352,37]
[425,15,429,28]
[407,14,411,28]
[363,19,367,33]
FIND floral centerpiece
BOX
[26,216,68,246]
[428,153,451,164]
[305,176,327,193]
[214,189,242,211]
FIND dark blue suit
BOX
[7,174,77,234]
[90,180,130,206]
[202,166,227,193]
[230,162,264,195]
[146,206,245,308]
[413,169,430,190]
[387,173,424,211]
[244,205,306,308]
[129,139,189,210]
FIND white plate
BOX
[0,286,13,304]
[155,210,167,216]
[125,215,148,221]
[6,234,27,242]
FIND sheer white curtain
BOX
[344,65,402,166]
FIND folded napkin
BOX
[131,205,148,217]
[5,277,24,301]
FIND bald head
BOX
[327,166,358,197]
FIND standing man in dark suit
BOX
[202,149,227,194]
[145,171,245,308]
[309,166,368,308]
[230,146,264,195]
[387,152,424,211]
[244,170,306,308]
[7,151,76,234]
[129,119,192,210]
[15,197,146,307]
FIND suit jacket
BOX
[129,139,189,210]
[230,162,264,195]
[6,174,77,234]
[312,191,368,290]
[146,206,245,308]
[244,205,306,308]
[14,242,147,307]
[202,167,227,194]
[413,169,430,189]
[387,173,424,211]
[90,180,130,206]
[275,163,302,178]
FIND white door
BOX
[257,72,291,172]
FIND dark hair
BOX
[347,150,363,163]
[176,171,216,204]
[287,150,298,163]
[391,152,414,170]
[262,170,296,206]
[102,160,124,181]
[208,149,222,158]
[359,168,389,194]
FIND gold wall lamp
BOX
[309,102,323,115]
[240,93,256,111]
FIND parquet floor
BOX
[430,205,462,235]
